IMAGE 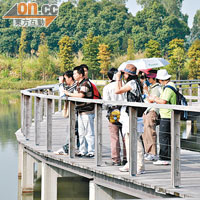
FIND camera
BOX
[57,75,65,82]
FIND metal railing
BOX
[20,81,200,189]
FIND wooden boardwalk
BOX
[16,110,200,199]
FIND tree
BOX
[190,10,200,43]
[127,38,135,60]
[38,32,50,81]
[19,27,27,80]
[82,32,101,79]
[187,40,200,79]
[58,36,75,72]
[168,39,186,80]
[145,39,161,58]
[98,44,111,79]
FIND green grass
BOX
[0,79,57,90]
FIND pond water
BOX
[0,90,89,200]
[0,90,20,199]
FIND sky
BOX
[126,0,200,28]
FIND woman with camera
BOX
[115,64,145,174]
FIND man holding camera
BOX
[54,70,77,155]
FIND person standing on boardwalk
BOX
[64,66,95,157]
[142,70,161,161]
[103,68,126,166]
[115,64,145,174]
[54,70,77,155]
[148,69,176,165]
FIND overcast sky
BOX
[126,0,200,28]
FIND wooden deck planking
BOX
[17,111,200,198]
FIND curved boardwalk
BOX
[16,110,200,199]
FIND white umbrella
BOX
[118,58,169,71]
[118,60,134,71]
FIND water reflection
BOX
[0,90,20,200]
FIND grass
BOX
[0,79,57,90]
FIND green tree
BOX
[187,40,200,79]
[98,44,111,79]
[127,38,135,60]
[58,36,75,73]
[19,27,27,80]
[82,32,101,79]
[38,33,50,81]
[145,39,161,58]
[134,1,189,53]
[190,10,200,43]
[168,39,186,80]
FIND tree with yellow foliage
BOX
[58,36,75,73]
[187,40,200,79]
[98,44,111,79]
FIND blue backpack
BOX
[164,85,188,120]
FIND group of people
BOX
[54,63,177,175]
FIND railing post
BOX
[171,110,181,188]
[34,96,41,145]
[21,93,24,134]
[189,83,192,105]
[95,104,102,166]
[49,88,55,114]
[198,83,200,103]
[58,97,62,112]
[47,98,53,152]
[69,100,76,158]
[129,107,137,176]
[24,95,32,140]
[39,90,44,121]
[44,98,47,118]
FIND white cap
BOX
[156,69,171,80]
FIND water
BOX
[0,90,89,200]
[0,90,21,199]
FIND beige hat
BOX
[156,69,171,80]
[122,64,137,76]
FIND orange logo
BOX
[3,2,59,27]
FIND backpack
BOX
[126,80,146,117]
[106,106,122,125]
[164,85,188,120]
[90,81,101,99]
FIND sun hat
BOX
[145,69,157,78]
[156,69,171,80]
[122,64,137,76]
[146,73,157,78]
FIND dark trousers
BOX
[159,118,171,160]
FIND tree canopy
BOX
[0,0,191,57]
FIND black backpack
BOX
[126,80,146,117]
[164,85,188,120]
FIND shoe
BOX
[53,147,66,155]
[119,164,129,172]
[75,152,85,157]
[137,170,145,175]
[153,160,170,165]
[105,161,121,166]
[122,159,127,165]
[145,154,158,161]
[85,153,94,158]
[144,153,148,158]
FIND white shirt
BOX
[103,81,125,102]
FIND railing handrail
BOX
[19,81,200,189]
[172,79,200,83]
[21,89,200,113]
